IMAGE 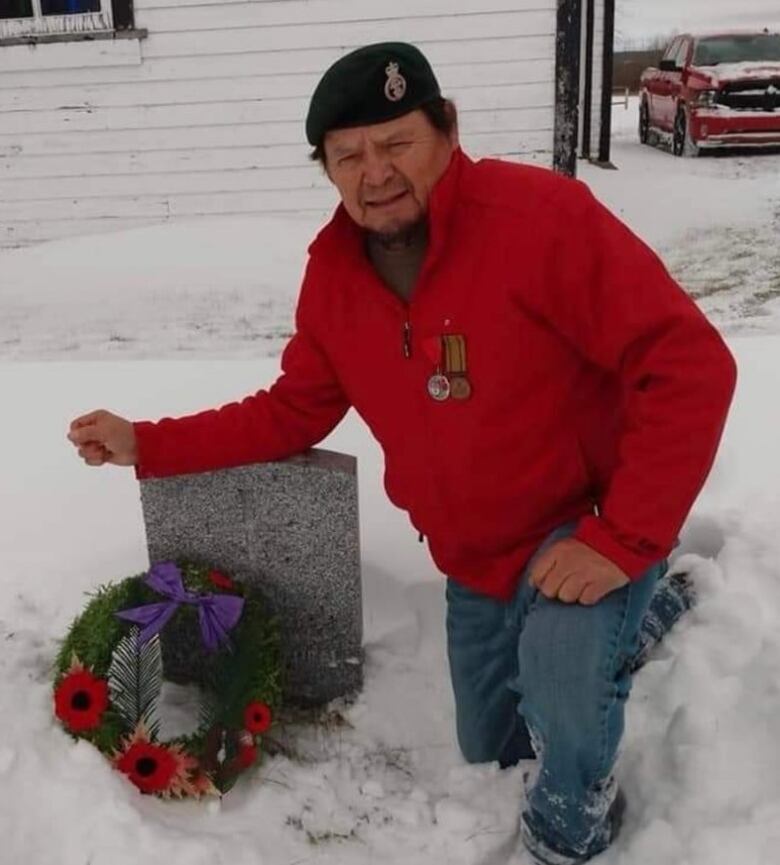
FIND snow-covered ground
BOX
[0,214,314,361]
[599,98,780,337]
[2,104,780,865]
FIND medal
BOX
[427,373,451,401]
[449,374,472,400]
[442,334,472,400]
[422,333,472,402]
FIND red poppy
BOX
[54,668,109,732]
[207,569,235,591]
[113,724,202,798]
[237,743,258,769]
[115,740,179,794]
[243,701,272,734]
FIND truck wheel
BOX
[673,107,699,158]
[639,99,650,145]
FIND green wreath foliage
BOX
[53,561,282,797]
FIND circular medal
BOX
[427,374,451,401]
[450,375,472,400]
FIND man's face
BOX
[323,109,457,240]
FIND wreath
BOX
[52,561,281,798]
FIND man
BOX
[67,43,736,864]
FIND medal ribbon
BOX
[442,335,467,377]
[422,336,443,367]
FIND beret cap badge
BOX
[384,61,407,102]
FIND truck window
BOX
[674,39,690,68]
[663,38,682,63]
[693,34,780,65]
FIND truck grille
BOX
[718,79,780,111]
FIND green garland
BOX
[53,561,281,798]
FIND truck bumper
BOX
[691,109,780,148]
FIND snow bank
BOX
[1,332,780,865]
[0,214,320,360]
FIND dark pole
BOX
[553,0,582,176]
[598,0,616,164]
[582,0,595,160]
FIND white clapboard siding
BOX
[0,36,555,90]
[0,58,555,112]
[0,82,552,136]
[1,129,554,180]
[0,106,555,160]
[0,0,559,247]
[0,118,554,199]
[138,14,555,61]
[0,37,142,73]
[136,0,549,31]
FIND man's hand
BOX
[528,537,629,605]
[67,410,138,467]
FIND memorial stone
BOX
[138,449,363,705]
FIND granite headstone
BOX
[138,449,363,705]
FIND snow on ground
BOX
[591,97,780,337]
[2,103,780,865]
[0,214,317,361]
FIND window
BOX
[0,0,134,38]
[662,38,682,64]
[45,2,101,11]
[674,38,690,69]
[694,34,780,66]
[0,1,32,15]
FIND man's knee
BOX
[516,598,623,743]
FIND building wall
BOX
[0,0,558,248]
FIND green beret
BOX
[305,42,441,147]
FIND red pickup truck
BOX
[639,31,780,155]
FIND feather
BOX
[107,626,162,737]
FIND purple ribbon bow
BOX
[116,562,244,653]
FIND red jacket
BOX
[134,150,737,600]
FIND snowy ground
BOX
[596,98,780,338]
[2,104,780,865]
[0,214,314,361]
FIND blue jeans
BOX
[446,524,669,863]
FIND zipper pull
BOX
[402,320,412,359]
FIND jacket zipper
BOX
[402,319,412,359]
